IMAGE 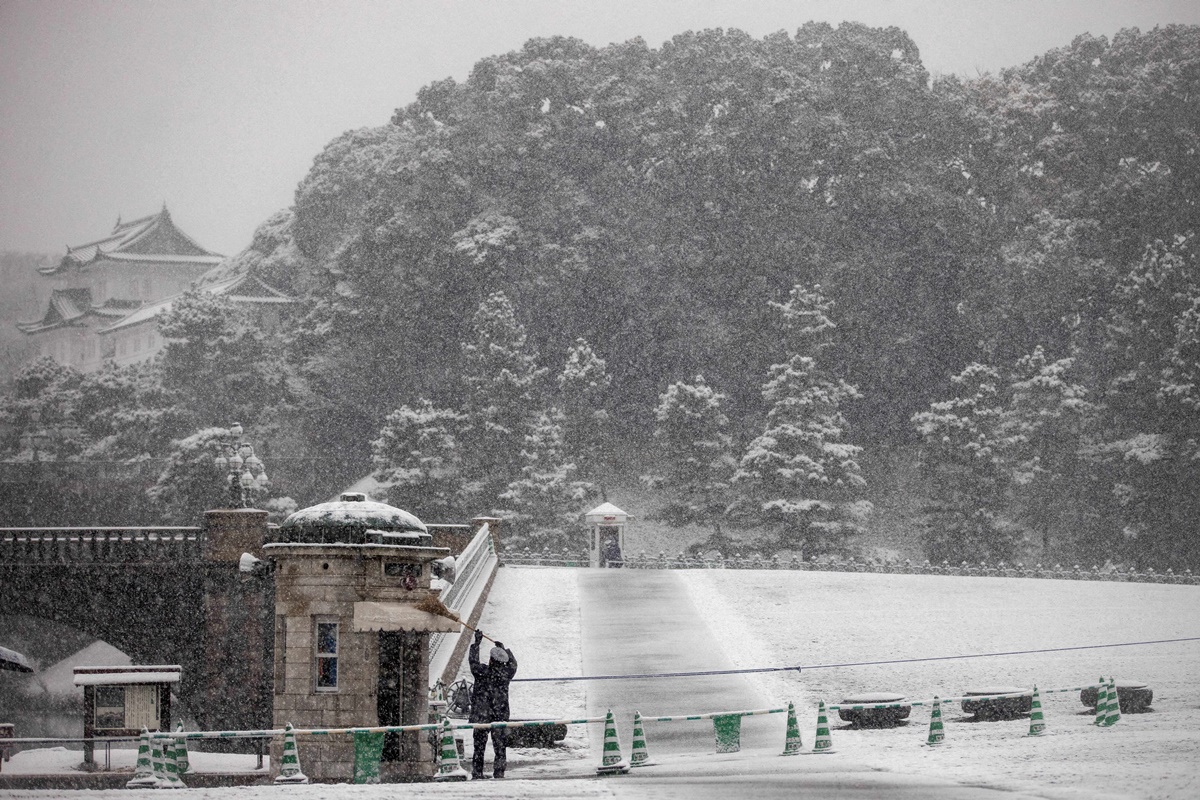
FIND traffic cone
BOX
[1093,677,1110,726]
[812,701,834,753]
[174,723,190,775]
[125,728,157,788]
[434,716,468,781]
[1103,677,1122,727]
[781,702,804,755]
[1027,686,1047,736]
[925,697,945,746]
[161,737,186,789]
[630,711,650,766]
[148,737,167,788]
[596,709,630,774]
[275,722,310,784]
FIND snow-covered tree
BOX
[146,428,239,524]
[912,362,1017,563]
[157,287,290,432]
[556,338,612,483]
[735,285,868,556]
[736,356,867,556]
[499,408,597,548]
[459,291,548,505]
[643,374,736,531]
[1092,235,1200,568]
[996,347,1093,557]
[371,399,465,522]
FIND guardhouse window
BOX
[315,619,339,691]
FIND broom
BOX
[415,594,496,643]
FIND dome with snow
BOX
[278,492,430,545]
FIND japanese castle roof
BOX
[42,206,223,275]
[19,270,293,336]
[96,270,294,334]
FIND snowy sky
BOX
[2,0,1199,257]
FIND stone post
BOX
[197,509,273,740]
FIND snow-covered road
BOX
[578,569,778,754]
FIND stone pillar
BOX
[472,516,502,551]
[197,509,273,740]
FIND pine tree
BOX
[146,428,238,525]
[556,338,612,485]
[1094,235,1200,568]
[737,357,867,556]
[644,374,736,531]
[371,399,465,522]
[499,408,597,548]
[996,346,1093,558]
[913,363,1018,563]
[459,291,547,506]
[735,285,868,557]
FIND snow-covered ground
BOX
[4,566,1198,799]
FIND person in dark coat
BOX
[468,630,517,779]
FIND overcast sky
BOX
[2,0,1198,258]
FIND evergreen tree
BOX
[556,338,612,485]
[735,285,867,557]
[459,291,547,507]
[996,347,1093,559]
[371,399,465,522]
[499,407,597,548]
[913,363,1018,563]
[157,288,288,432]
[643,374,735,532]
[1091,235,1200,568]
[145,427,235,524]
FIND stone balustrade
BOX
[498,546,1199,585]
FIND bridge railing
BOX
[428,522,500,687]
[498,546,1199,585]
[0,527,203,564]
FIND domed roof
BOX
[279,492,430,545]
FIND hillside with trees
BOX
[2,23,1198,570]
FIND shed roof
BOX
[73,665,182,685]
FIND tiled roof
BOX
[42,206,223,275]
[16,288,93,333]
[97,270,294,334]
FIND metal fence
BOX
[499,547,1200,585]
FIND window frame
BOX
[314,617,340,693]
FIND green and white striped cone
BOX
[781,701,804,755]
[812,700,834,753]
[434,716,468,781]
[161,737,186,789]
[925,696,946,746]
[148,737,167,788]
[596,709,630,774]
[1027,686,1047,736]
[1103,677,1122,727]
[174,723,190,775]
[630,711,650,766]
[125,728,157,788]
[275,722,310,784]
[1093,677,1110,726]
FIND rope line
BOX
[512,636,1200,682]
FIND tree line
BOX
[1,22,1197,568]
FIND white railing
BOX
[427,523,498,686]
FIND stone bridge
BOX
[0,510,274,737]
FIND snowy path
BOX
[577,569,779,754]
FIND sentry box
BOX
[73,664,181,764]
[584,502,634,568]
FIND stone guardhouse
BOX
[266,493,456,782]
